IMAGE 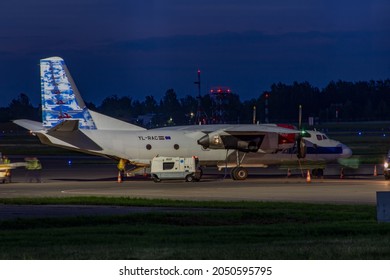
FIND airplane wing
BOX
[197,124,299,153]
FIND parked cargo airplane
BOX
[14,57,352,180]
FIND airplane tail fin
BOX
[40,57,97,130]
[40,56,146,131]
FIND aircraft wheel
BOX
[185,175,194,182]
[152,176,161,183]
[232,167,248,180]
[230,167,238,180]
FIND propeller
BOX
[296,105,306,159]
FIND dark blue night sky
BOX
[0,0,389,106]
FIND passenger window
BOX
[316,135,322,141]
[322,135,328,139]
[163,162,175,170]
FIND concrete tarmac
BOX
[1,156,389,220]
[2,175,389,204]
[1,156,389,205]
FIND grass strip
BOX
[1,197,390,259]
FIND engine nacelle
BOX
[236,140,260,153]
[197,133,262,153]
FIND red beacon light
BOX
[210,86,231,95]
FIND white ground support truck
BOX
[150,156,202,182]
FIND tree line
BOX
[1,79,390,127]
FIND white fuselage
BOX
[40,127,351,168]
[42,128,228,165]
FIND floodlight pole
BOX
[298,105,302,130]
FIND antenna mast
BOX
[194,69,208,124]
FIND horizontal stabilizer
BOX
[12,119,44,132]
[44,119,102,150]
[48,120,79,132]
[47,128,103,151]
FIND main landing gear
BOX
[225,150,249,180]
[230,166,248,180]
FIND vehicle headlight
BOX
[385,162,389,168]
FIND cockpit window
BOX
[316,134,323,141]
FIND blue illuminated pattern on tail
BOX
[40,57,96,129]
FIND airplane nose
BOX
[341,144,352,158]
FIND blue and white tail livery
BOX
[40,57,97,130]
